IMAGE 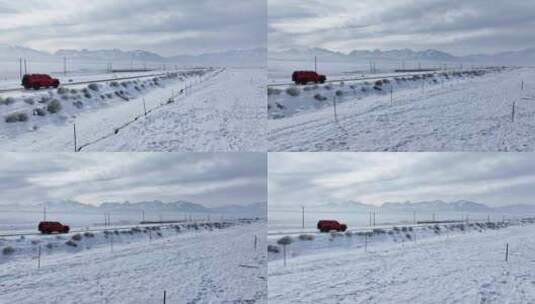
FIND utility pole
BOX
[142,210,145,222]
[43,205,46,221]
[314,56,317,73]
[63,56,67,75]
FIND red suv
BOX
[38,221,70,234]
[292,71,326,85]
[317,220,347,232]
[22,74,60,90]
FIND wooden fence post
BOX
[163,290,166,304]
[143,98,147,117]
[512,101,516,123]
[37,245,41,269]
[283,245,287,266]
[333,96,338,122]
[505,243,509,262]
[73,123,78,152]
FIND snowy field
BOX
[1,220,267,304]
[268,67,535,151]
[0,67,265,152]
[268,219,535,304]
[86,67,267,152]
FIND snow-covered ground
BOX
[0,67,265,151]
[1,220,267,304]
[268,219,535,304]
[269,67,535,151]
[85,67,267,152]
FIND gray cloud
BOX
[0,153,266,207]
[268,0,535,55]
[0,0,266,56]
[269,153,535,208]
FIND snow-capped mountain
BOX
[0,44,52,60]
[0,44,266,67]
[299,200,535,214]
[381,200,491,212]
[0,199,265,216]
[54,49,165,62]
[463,48,535,65]
[269,47,535,64]
[169,48,266,67]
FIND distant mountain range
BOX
[0,199,266,216]
[269,47,535,65]
[0,44,266,67]
[274,200,535,214]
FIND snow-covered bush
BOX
[71,234,82,241]
[5,112,28,123]
[0,97,16,105]
[73,101,84,109]
[83,232,95,238]
[24,98,35,105]
[39,96,51,104]
[298,234,314,241]
[286,86,301,97]
[314,94,327,101]
[82,88,92,99]
[335,90,344,97]
[65,240,77,247]
[47,100,62,113]
[2,246,15,255]
[267,245,280,253]
[277,236,293,246]
[267,87,282,96]
[110,81,119,87]
[88,83,100,91]
[57,87,68,95]
[373,228,386,235]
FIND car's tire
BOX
[33,84,40,90]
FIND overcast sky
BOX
[0,153,266,207]
[269,0,535,55]
[0,0,266,56]
[269,153,535,208]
